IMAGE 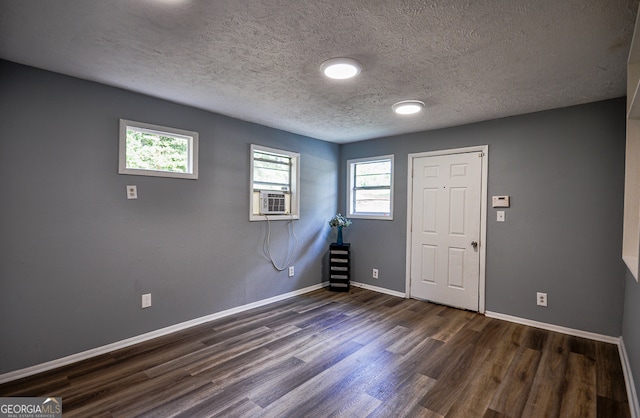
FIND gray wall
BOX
[623,271,640,400]
[340,98,627,337]
[0,60,339,374]
[0,58,630,378]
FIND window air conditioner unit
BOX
[259,191,287,215]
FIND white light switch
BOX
[127,185,137,200]
[497,211,505,222]
[141,293,151,308]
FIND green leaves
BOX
[126,129,188,173]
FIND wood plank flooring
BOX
[0,287,630,417]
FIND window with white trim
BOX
[347,155,394,220]
[118,119,198,179]
[250,144,300,220]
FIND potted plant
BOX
[329,213,352,245]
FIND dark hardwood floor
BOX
[0,287,630,417]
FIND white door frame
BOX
[405,145,488,313]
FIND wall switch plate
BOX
[492,195,510,208]
[127,185,138,200]
[537,292,547,307]
[497,211,505,222]
[373,268,379,279]
[288,266,294,277]
[141,293,152,308]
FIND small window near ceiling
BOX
[118,119,198,179]
[250,144,300,221]
[347,155,394,220]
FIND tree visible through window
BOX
[126,129,189,173]
[119,119,198,179]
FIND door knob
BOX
[471,241,478,248]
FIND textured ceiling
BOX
[0,0,638,143]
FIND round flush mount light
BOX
[320,58,362,80]
[392,100,425,115]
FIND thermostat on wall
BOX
[492,195,510,208]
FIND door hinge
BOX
[478,152,484,157]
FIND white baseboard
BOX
[620,336,640,418]
[349,281,406,298]
[0,283,326,385]
[484,311,620,345]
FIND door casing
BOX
[405,145,488,313]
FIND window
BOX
[119,119,198,179]
[250,144,300,220]
[347,155,394,220]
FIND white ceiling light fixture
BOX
[320,58,362,80]
[392,100,425,115]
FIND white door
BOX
[410,151,482,311]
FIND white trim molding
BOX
[0,283,325,385]
[118,119,199,180]
[250,144,301,221]
[405,145,488,313]
[349,281,406,298]
[620,336,640,418]
[485,311,619,344]
[346,154,395,220]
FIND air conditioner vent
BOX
[259,191,287,215]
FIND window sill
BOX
[250,214,300,222]
[348,214,393,221]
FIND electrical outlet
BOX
[127,185,138,200]
[373,268,379,279]
[288,266,295,277]
[536,292,547,307]
[141,293,152,308]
